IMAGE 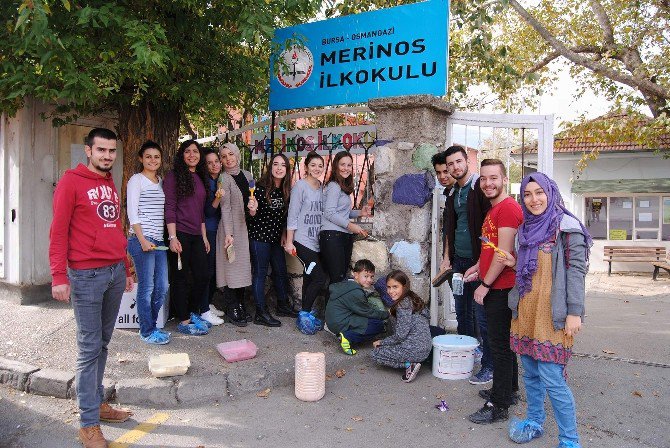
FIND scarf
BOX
[516,173,592,298]
[222,142,241,176]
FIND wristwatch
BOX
[168,235,177,241]
[480,278,492,289]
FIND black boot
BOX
[226,304,248,327]
[254,306,281,327]
[468,402,509,424]
[240,303,253,323]
[275,301,299,318]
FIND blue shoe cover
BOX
[309,312,324,331]
[509,417,543,443]
[296,311,318,335]
[557,441,581,448]
[140,330,170,345]
[190,312,212,329]
[177,322,208,335]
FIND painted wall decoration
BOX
[250,125,376,159]
[270,0,449,110]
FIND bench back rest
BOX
[603,246,666,262]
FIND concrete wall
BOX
[0,99,119,303]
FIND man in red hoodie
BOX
[49,128,135,448]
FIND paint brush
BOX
[248,179,255,198]
[479,236,507,256]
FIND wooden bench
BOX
[652,255,670,280]
[603,246,667,277]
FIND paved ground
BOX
[0,273,668,447]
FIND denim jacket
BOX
[508,215,589,330]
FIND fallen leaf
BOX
[325,374,333,381]
[435,393,446,399]
[601,349,615,355]
[256,388,271,398]
[632,391,642,398]
[652,391,660,397]
[358,368,367,374]
[345,427,353,432]
[335,369,346,378]
[351,416,363,422]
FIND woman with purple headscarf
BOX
[496,172,591,448]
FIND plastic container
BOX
[294,352,326,402]
[431,335,479,380]
[148,353,190,378]
[217,339,258,363]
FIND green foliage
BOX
[0,0,320,126]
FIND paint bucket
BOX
[431,335,479,380]
[294,352,326,402]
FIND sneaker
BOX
[479,388,521,405]
[473,347,483,364]
[209,303,225,317]
[177,322,208,335]
[140,329,170,345]
[469,366,494,385]
[509,417,544,443]
[324,322,337,336]
[402,363,421,383]
[201,310,224,326]
[190,312,212,330]
[339,333,357,355]
[468,401,509,424]
[78,425,107,448]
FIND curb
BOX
[0,349,362,408]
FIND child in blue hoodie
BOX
[325,259,389,355]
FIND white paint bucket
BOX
[432,335,479,380]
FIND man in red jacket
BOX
[49,128,134,448]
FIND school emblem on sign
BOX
[277,46,313,89]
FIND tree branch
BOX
[507,0,669,102]
[588,0,615,46]
[526,46,605,73]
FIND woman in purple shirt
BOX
[163,140,211,335]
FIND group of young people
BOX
[126,137,378,343]
[49,127,589,448]
[429,145,591,448]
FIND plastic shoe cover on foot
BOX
[140,330,170,345]
[190,312,213,329]
[557,440,581,448]
[296,311,318,335]
[509,417,544,444]
[177,323,208,335]
[308,312,324,331]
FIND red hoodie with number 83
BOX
[49,164,130,287]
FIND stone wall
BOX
[367,95,454,300]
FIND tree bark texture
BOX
[117,99,181,231]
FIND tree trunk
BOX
[116,99,181,231]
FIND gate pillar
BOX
[368,95,454,300]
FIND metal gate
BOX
[431,111,554,329]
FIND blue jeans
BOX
[453,255,492,370]
[127,236,169,337]
[69,262,126,428]
[521,355,580,445]
[250,240,289,308]
[342,318,385,344]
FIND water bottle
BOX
[452,273,464,296]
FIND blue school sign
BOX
[269,0,449,111]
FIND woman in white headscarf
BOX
[215,143,254,326]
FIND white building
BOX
[513,116,670,273]
[0,98,122,304]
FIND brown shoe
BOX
[99,402,133,423]
[78,425,108,448]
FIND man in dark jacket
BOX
[439,145,494,385]
[325,259,389,355]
